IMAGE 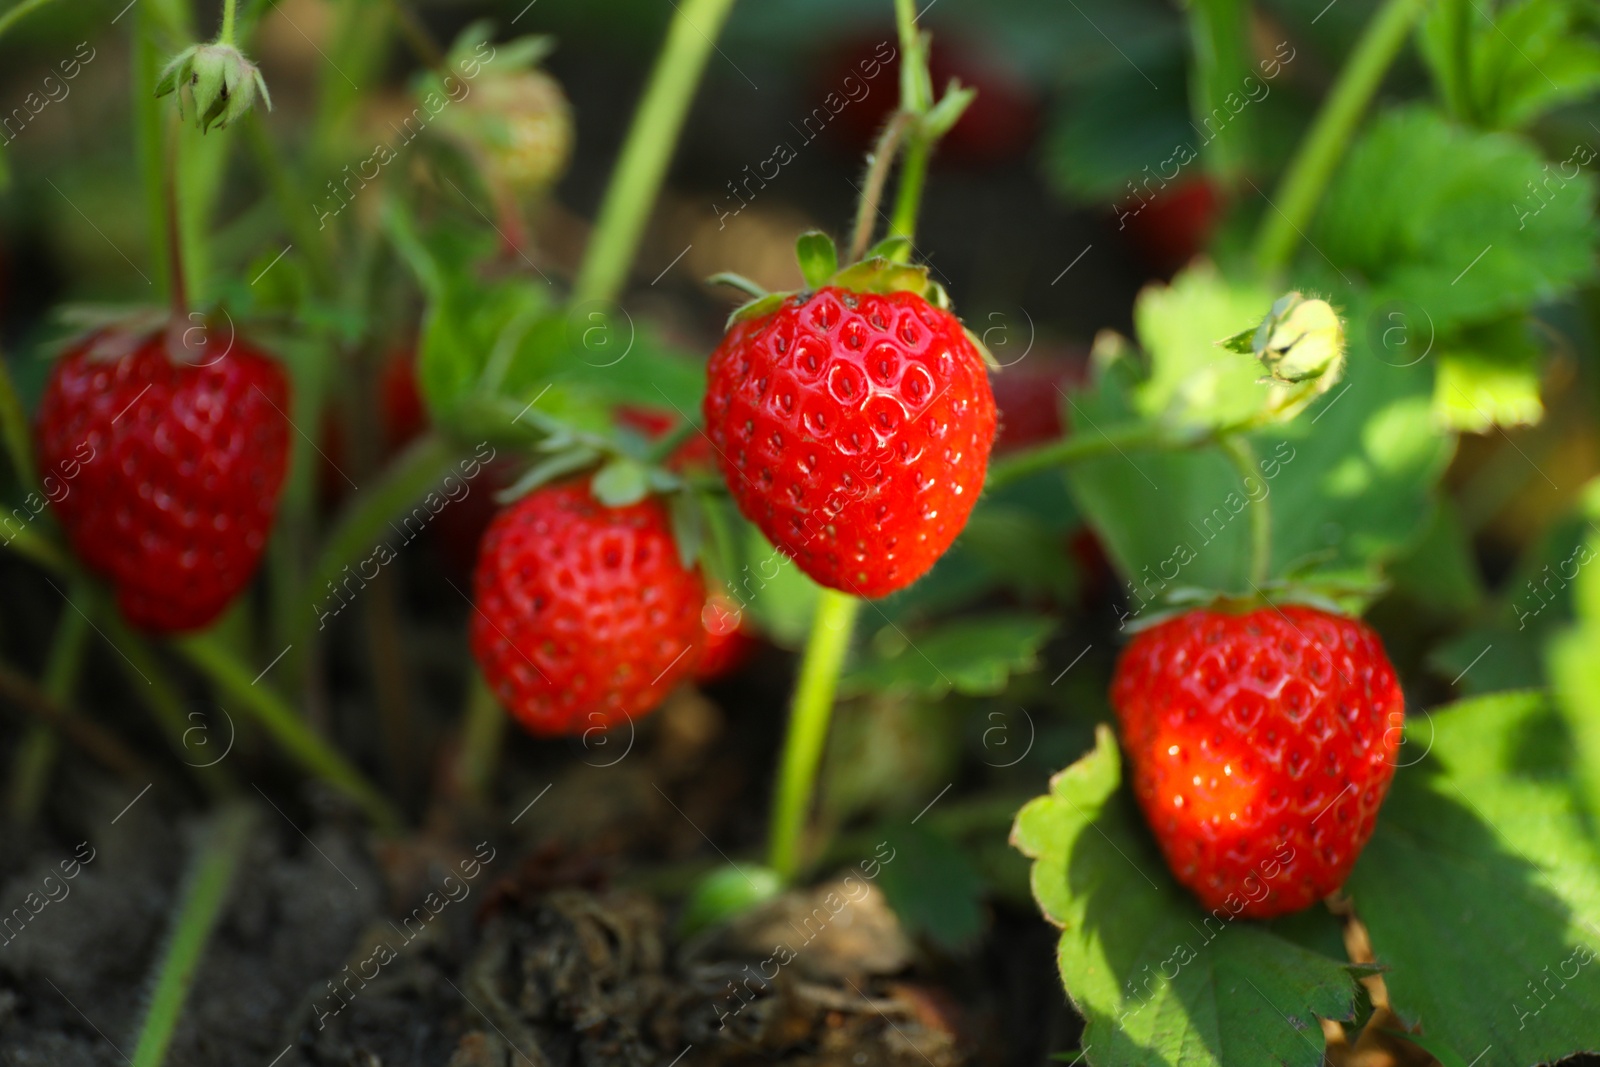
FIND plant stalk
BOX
[1250,0,1429,277]
[571,0,739,306]
[767,588,861,882]
[174,633,402,831]
[130,803,255,1067]
[984,423,1180,491]
[1218,435,1271,588]
[7,583,93,821]
[217,0,237,46]
[454,671,507,806]
[0,343,39,498]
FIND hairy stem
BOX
[1218,435,1271,588]
[130,803,255,1067]
[983,422,1180,491]
[217,0,237,45]
[1250,0,1428,277]
[571,0,739,306]
[175,633,402,831]
[767,588,861,882]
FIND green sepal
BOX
[1217,326,1256,355]
[794,231,839,290]
[707,272,769,300]
[667,491,706,569]
[495,446,600,504]
[922,82,977,141]
[725,291,786,329]
[590,457,650,507]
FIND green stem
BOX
[767,588,861,882]
[0,522,74,575]
[454,671,507,806]
[571,0,739,306]
[882,0,934,253]
[174,633,402,831]
[243,114,335,289]
[102,612,236,798]
[1250,0,1428,277]
[130,803,255,1067]
[1185,0,1254,181]
[290,434,455,653]
[885,138,929,250]
[134,9,172,305]
[7,594,91,821]
[217,0,237,45]
[0,343,38,498]
[0,0,59,41]
[984,423,1179,491]
[1218,435,1271,587]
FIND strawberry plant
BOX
[1,0,1600,1063]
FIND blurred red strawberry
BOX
[989,350,1085,454]
[818,33,1039,166]
[1121,178,1223,274]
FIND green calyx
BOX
[155,42,272,133]
[709,231,998,368]
[1219,291,1347,422]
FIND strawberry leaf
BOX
[841,612,1055,698]
[1011,726,1363,1067]
[1310,107,1596,334]
[1346,691,1600,1065]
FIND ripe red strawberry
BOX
[470,481,706,736]
[34,329,290,633]
[1110,605,1403,918]
[702,286,996,599]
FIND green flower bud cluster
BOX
[155,42,271,133]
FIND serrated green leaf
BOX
[1129,264,1276,432]
[1347,691,1600,1065]
[591,458,650,507]
[1011,726,1360,1067]
[795,230,838,290]
[1313,107,1597,333]
[841,613,1055,698]
[1066,289,1451,607]
[1420,0,1600,129]
[1432,318,1544,432]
